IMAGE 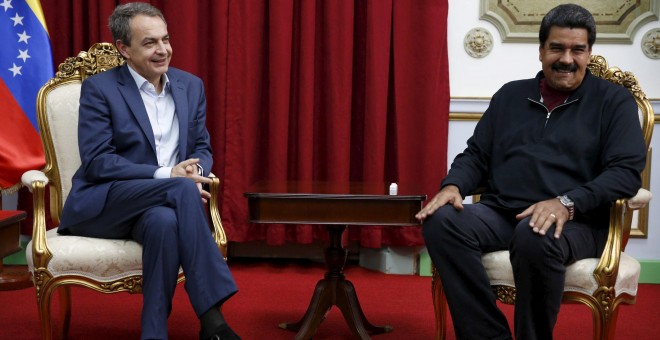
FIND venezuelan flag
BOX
[0,0,54,193]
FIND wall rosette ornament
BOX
[464,27,493,58]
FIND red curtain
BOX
[38,0,449,247]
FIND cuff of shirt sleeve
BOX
[154,166,173,179]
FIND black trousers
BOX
[422,203,602,340]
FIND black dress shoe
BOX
[201,324,241,340]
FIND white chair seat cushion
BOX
[482,250,640,297]
[27,228,143,282]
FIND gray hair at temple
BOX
[539,4,596,48]
[109,2,167,46]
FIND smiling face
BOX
[539,26,591,91]
[117,14,172,88]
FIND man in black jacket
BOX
[416,4,646,339]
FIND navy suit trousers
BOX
[64,177,237,340]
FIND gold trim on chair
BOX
[209,175,228,258]
[36,43,126,225]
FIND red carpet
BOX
[0,258,658,339]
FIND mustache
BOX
[552,62,578,72]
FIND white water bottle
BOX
[389,183,398,195]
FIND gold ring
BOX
[550,213,556,219]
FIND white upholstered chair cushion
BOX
[46,83,82,201]
[26,229,144,281]
[483,250,640,298]
[483,188,648,297]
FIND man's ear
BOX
[116,40,129,59]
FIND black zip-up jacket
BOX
[442,70,647,227]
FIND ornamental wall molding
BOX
[449,98,660,122]
[464,27,494,58]
[641,28,660,59]
[479,0,660,44]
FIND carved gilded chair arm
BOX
[627,188,651,210]
[207,174,228,259]
[593,199,631,291]
[20,170,53,269]
[21,169,49,188]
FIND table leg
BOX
[0,211,32,291]
[280,225,392,339]
[0,264,33,291]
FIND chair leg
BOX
[431,264,447,340]
[36,281,55,340]
[592,303,620,340]
[58,286,72,339]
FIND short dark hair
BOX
[539,4,596,48]
[109,2,166,46]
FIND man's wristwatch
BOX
[557,195,575,220]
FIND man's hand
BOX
[171,158,213,203]
[415,185,463,221]
[516,197,568,239]
[196,182,212,204]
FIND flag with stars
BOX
[0,0,53,193]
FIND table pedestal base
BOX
[280,225,392,339]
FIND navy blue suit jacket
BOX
[59,64,213,231]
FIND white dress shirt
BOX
[127,65,178,179]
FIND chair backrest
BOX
[37,43,124,224]
[587,55,654,150]
[588,55,654,247]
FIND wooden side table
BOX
[245,181,426,339]
[0,210,32,290]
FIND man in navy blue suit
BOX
[58,3,239,340]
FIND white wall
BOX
[448,1,660,97]
[446,1,660,261]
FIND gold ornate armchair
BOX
[21,43,228,340]
[431,55,654,340]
